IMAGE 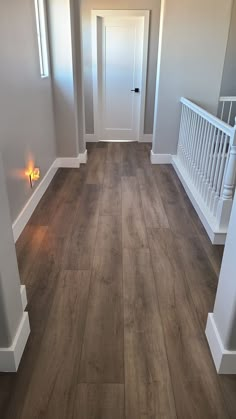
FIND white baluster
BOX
[228,101,233,124]
[204,126,217,204]
[197,120,208,192]
[220,101,225,121]
[193,117,204,186]
[191,114,201,182]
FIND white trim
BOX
[206,313,236,374]
[172,156,227,244]
[219,96,236,103]
[54,157,80,168]
[150,150,172,164]
[140,134,153,143]
[12,161,58,242]
[0,312,30,372]
[79,150,88,164]
[181,97,234,136]
[20,285,28,311]
[92,10,150,142]
[85,133,98,143]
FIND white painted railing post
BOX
[216,119,236,230]
[0,153,30,371]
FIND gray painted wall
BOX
[152,0,233,155]
[71,0,86,153]
[0,0,56,223]
[221,0,236,96]
[80,0,161,135]
[47,0,79,157]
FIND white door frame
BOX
[92,10,150,142]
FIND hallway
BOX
[0,142,236,418]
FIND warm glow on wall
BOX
[25,167,40,188]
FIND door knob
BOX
[131,88,140,93]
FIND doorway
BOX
[92,10,150,142]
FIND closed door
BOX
[99,16,144,141]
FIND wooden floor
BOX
[0,142,236,418]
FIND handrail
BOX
[180,97,234,136]
[219,96,236,102]
[177,97,236,236]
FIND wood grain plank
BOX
[122,177,148,249]
[19,232,65,302]
[123,248,177,419]
[79,216,124,383]
[153,165,224,274]
[107,143,121,164]
[120,143,137,176]
[100,163,121,215]
[73,384,124,419]
[100,185,121,216]
[49,202,77,237]
[28,169,70,226]
[16,225,48,285]
[19,271,90,419]
[175,235,218,331]
[103,163,121,188]
[148,228,229,419]
[137,168,169,228]
[86,147,107,184]
[153,166,199,237]
[95,215,122,252]
[62,185,100,270]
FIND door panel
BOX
[101,17,143,141]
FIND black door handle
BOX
[131,88,140,93]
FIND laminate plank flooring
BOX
[122,176,148,249]
[0,142,235,419]
[79,215,124,383]
[73,384,124,419]
[147,228,228,419]
[21,271,90,419]
[123,248,177,418]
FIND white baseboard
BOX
[85,134,98,142]
[150,150,172,164]
[0,312,30,372]
[79,150,88,164]
[55,157,80,168]
[12,161,58,242]
[140,134,153,143]
[206,313,236,374]
[172,156,226,245]
[20,285,27,311]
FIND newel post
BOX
[216,118,236,230]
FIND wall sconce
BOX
[25,167,40,188]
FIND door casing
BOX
[92,10,150,142]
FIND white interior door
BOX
[100,16,144,141]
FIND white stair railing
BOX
[219,96,236,125]
[173,97,236,244]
